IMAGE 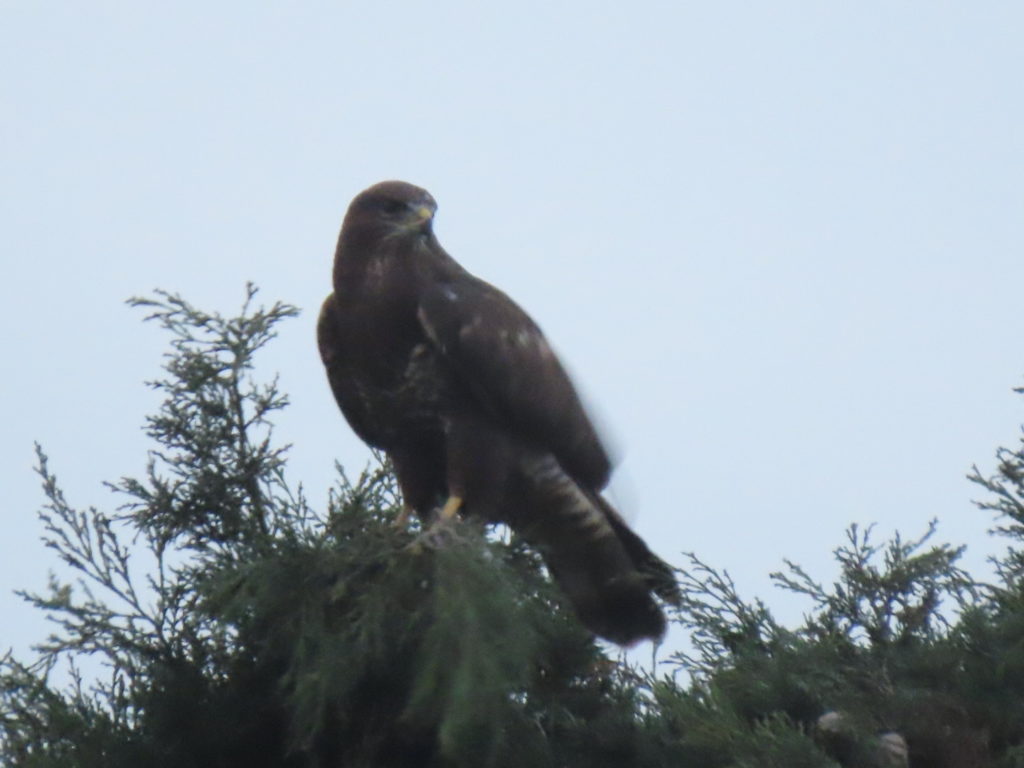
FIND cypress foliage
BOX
[3,288,1024,767]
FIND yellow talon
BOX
[438,495,463,522]
[393,505,413,529]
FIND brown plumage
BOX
[317,180,679,645]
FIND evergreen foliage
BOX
[3,288,1023,767]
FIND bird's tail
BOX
[593,494,682,607]
[511,455,677,646]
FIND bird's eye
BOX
[380,199,407,215]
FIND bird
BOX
[317,180,679,645]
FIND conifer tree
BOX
[3,288,1024,767]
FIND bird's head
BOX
[344,180,437,240]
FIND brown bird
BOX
[317,181,679,645]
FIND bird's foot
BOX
[393,505,413,530]
[406,496,464,551]
[436,494,463,522]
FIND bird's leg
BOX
[393,504,413,529]
[408,495,465,551]
[436,495,463,523]
[427,495,462,542]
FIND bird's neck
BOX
[333,223,390,281]
[332,223,467,303]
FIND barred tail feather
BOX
[514,456,672,646]
[595,495,681,607]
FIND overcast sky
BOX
[2,3,1022,665]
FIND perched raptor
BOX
[317,181,679,645]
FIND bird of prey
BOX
[317,181,679,645]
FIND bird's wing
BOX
[316,294,382,448]
[417,275,611,490]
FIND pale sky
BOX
[2,3,1022,663]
